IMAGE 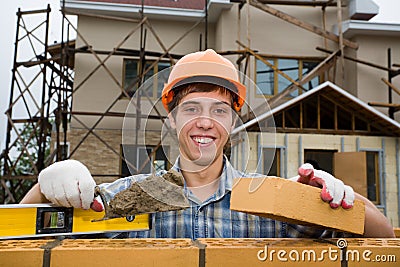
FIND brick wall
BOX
[1,238,399,266]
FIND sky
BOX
[0,0,400,153]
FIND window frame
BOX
[361,149,383,205]
[255,57,323,97]
[122,58,171,98]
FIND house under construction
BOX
[2,0,400,229]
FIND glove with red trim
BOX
[38,159,97,210]
[290,163,355,209]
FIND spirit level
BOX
[0,204,150,239]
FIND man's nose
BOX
[195,115,214,129]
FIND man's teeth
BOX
[193,137,213,144]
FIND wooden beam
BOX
[322,4,328,49]
[266,49,339,109]
[253,52,322,60]
[336,0,345,84]
[300,101,303,129]
[334,103,338,130]
[368,102,400,109]
[381,78,400,97]
[144,20,175,64]
[285,111,299,128]
[317,94,321,130]
[317,47,394,72]
[237,40,305,90]
[217,50,248,56]
[249,0,358,49]
[245,49,337,119]
[274,128,392,136]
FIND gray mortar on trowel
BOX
[94,170,190,220]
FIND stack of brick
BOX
[0,238,399,266]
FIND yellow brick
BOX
[0,240,49,267]
[50,239,199,267]
[231,177,365,235]
[199,238,341,266]
[345,238,400,266]
[2,238,399,267]
[394,228,400,238]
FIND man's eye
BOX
[214,108,228,114]
[184,107,198,113]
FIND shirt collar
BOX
[171,155,245,202]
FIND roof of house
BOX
[233,81,400,137]
[62,0,233,22]
[76,0,205,10]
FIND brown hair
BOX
[167,83,239,117]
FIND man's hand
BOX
[38,159,96,210]
[290,163,355,209]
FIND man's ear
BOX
[168,113,176,129]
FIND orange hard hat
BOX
[161,49,246,112]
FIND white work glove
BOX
[290,163,355,209]
[38,159,96,209]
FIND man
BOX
[21,49,395,238]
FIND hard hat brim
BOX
[162,75,246,112]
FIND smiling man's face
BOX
[169,90,235,168]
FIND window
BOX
[256,58,321,96]
[304,149,336,173]
[123,59,170,97]
[262,147,280,176]
[120,145,169,177]
[277,59,299,96]
[366,151,380,204]
[156,62,171,97]
[256,59,274,95]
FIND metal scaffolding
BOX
[1,0,399,203]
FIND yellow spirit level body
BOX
[0,204,150,239]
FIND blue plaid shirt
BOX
[97,157,336,239]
